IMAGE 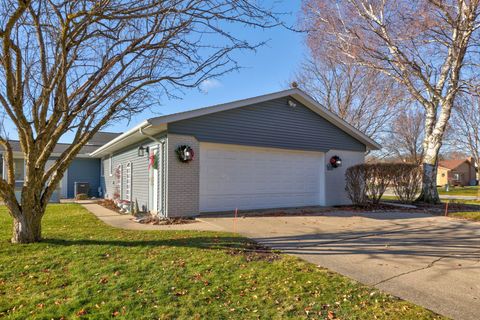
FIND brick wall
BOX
[167,134,200,217]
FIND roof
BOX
[91,88,382,157]
[87,132,122,146]
[438,159,471,170]
[5,131,121,156]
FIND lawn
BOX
[448,211,480,221]
[438,185,480,196]
[0,204,444,319]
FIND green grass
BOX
[438,185,480,196]
[0,204,444,319]
[448,211,480,221]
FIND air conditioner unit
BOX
[74,182,90,197]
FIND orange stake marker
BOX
[444,201,449,217]
[233,208,238,233]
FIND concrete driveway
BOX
[200,211,480,320]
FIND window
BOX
[109,155,113,176]
[125,162,132,201]
[453,173,461,181]
[14,158,25,181]
[100,157,105,177]
[0,155,3,178]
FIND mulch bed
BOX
[97,199,124,214]
[134,216,196,225]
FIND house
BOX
[0,132,120,201]
[91,89,380,217]
[437,158,478,186]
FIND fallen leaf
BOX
[76,309,87,316]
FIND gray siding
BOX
[102,133,166,213]
[168,97,366,152]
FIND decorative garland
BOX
[176,145,195,163]
[149,152,159,170]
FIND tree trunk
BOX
[417,163,441,204]
[11,210,43,244]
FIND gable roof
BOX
[91,88,381,157]
[4,132,121,156]
[438,159,471,170]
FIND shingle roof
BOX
[86,132,122,146]
[6,131,122,155]
[438,159,470,170]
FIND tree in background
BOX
[383,108,425,164]
[0,0,277,243]
[301,0,480,203]
[450,94,480,180]
[293,56,401,144]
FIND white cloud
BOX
[199,78,222,93]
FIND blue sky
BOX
[100,0,305,137]
[1,1,305,142]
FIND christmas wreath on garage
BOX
[175,145,195,163]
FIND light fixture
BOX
[288,99,297,108]
[138,146,149,157]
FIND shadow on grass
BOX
[41,236,244,248]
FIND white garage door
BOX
[199,143,325,212]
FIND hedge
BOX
[345,163,421,205]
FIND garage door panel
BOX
[200,143,325,212]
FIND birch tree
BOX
[301,0,480,203]
[0,0,277,243]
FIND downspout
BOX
[139,127,167,218]
[139,127,163,144]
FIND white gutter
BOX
[90,120,151,157]
[139,127,163,144]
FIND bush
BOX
[345,165,367,205]
[390,164,422,203]
[345,163,420,205]
[75,193,89,200]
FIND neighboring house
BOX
[437,158,478,186]
[0,132,120,201]
[92,88,380,217]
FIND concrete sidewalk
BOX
[80,202,224,232]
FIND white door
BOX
[148,147,159,214]
[199,143,325,212]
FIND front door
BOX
[148,147,159,214]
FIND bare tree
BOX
[293,56,401,143]
[451,94,480,180]
[384,108,425,164]
[0,0,277,243]
[301,0,480,203]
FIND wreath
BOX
[176,145,195,163]
[329,155,342,168]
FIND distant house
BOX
[0,132,121,202]
[437,158,477,186]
